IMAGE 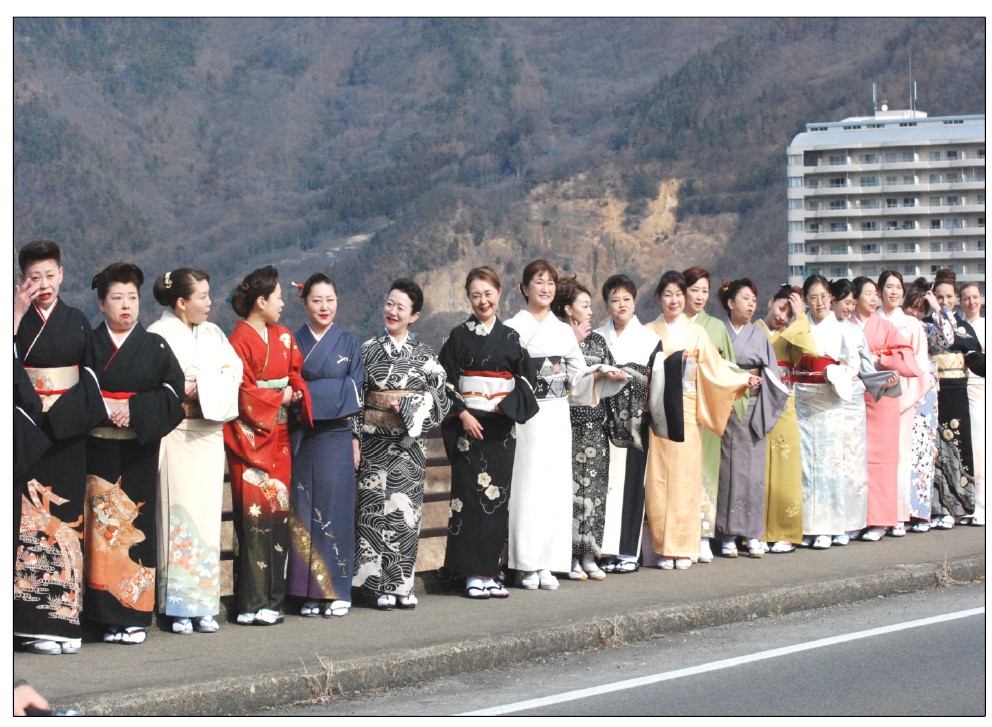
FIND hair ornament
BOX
[164,271,172,289]
[290,280,304,290]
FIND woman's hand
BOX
[109,401,131,428]
[570,318,592,343]
[924,290,941,315]
[184,378,198,399]
[352,438,361,471]
[291,389,303,403]
[281,387,294,406]
[593,368,629,384]
[747,375,762,390]
[460,410,484,440]
[883,373,899,389]
[13,278,41,332]
[788,291,805,318]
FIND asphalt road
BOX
[276,581,986,716]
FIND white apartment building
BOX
[786,109,985,290]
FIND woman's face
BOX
[100,282,140,334]
[766,297,792,330]
[904,297,927,321]
[935,282,957,310]
[21,258,63,312]
[606,288,635,329]
[880,277,904,312]
[305,281,337,333]
[178,279,211,326]
[832,293,856,320]
[685,278,709,316]
[728,286,756,326]
[855,281,879,317]
[659,283,686,322]
[961,285,984,320]
[566,291,594,326]
[523,271,556,312]
[383,288,419,337]
[806,283,832,323]
[258,282,284,325]
[467,278,500,325]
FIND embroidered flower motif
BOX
[279,333,292,349]
[575,452,587,463]
[485,485,500,500]
[474,325,487,336]
[584,446,596,458]
[249,503,262,518]
[256,561,268,571]
[450,498,463,513]
[477,472,492,486]
[942,428,954,441]
[949,419,960,429]
[457,437,471,452]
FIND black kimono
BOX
[85,322,184,627]
[14,301,106,643]
[439,316,538,578]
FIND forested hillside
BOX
[13,17,985,345]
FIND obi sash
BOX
[934,352,967,379]
[458,370,514,412]
[90,390,138,439]
[794,355,838,384]
[258,377,291,423]
[25,365,79,412]
[364,389,414,429]
[533,355,569,400]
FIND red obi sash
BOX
[794,355,838,384]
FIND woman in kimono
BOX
[439,267,538,600]
[850,276,922,541]
[86,263,185,645]
[505,260,626,590]
[14,241,106,656]
[682,266,735,563]
[225,265,311,626]
[960,282,985,526]
[900,284,955,531]
[755,285,813,554]
[715,279,787,558]
[552,275,628,581]
[594,274,661,573]
[149,268,242,635]
[288,273,363,618]
[644,270,752,570]
[927,269,982,528]
[353,278,449,610]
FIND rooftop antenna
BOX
[908,46,915,116]
[872,83,878,114]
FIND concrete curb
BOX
[71,553,984,716]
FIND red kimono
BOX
[859,313,923,527]
[224,322,311,615]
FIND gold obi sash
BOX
[24,365,79,412]
[364,389,414,430]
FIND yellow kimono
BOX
[643,315,750,558]
[756,316,817,544]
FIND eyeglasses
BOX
[807,294,830,303]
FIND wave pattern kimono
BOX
[86,322,185,627]
[224,321,311,615]
[439,316,538,578]
[149,310,241,619]
[643,315,749,558]
[14,301,106,643]
[352,332,448,596]
[288,324,363,602]
[716,322,787,540]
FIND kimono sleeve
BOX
[777,315,818,363]
[287,332,314,427]
[44,365,108,439]
[438,329,468,416]
[128,337,186,446]
[306,338,363,421]
[647,347,685,442]
[499,334,539,424]
[14,359,51,479]
[924,308,955,354]
[197,331,243,423]
[397,348,449,438]
[747,337,788,440]
[875,322,923,380]
[695,333,751,437]
[568,336,624,407]
[231,332,284,434]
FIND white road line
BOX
[460,607,985,716]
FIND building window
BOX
[808,245,821,255]
[861,244,881,254]
[886,243,898,254]
[903,265,917,276]
[946,150,960,160]
[788,176,804,188]
[978,240,986,252]
[806,201,821,210]
[978,149,986,159]
[947,195,961,206]
[886,175,899,184]
[931,242,942,252]
[862,266,879,276]
[860,199,881,209]
[930,196,942,206]
[902,175,916,185]
[902,197,916,207]
[830,244,848,254]
[789,221,804,231]
[979,217,985,228]
[861,176,880,187]
[976,170,986,182]
[829,154,847,165]
[886,198,899,208]
[887,221,899,230]
[808,267,822,275]
[861,222,878,232]
[829,267,846,277]
[929,174,943,184]
[789,266,805,277]
[861,154,879,164]
[829,223,847,233]
[788,243,805,254]
[902,152,916,162]
[929,151,942,161]
[808,224,821,233]
[946,173,961,183]
[789,199,804,210]
[904,243,917,253]
[828,177,846,188]
[829,200,847,210]
[947,241,965,252]
[885,152,897,163]
[931,220,942,230]
[788,154,803,166]
[948,219,965,229]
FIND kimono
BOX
[693,309,736,539]
[716,322,787,541]
[504,310,623,574]
[352,331,448,596]
[85,322,185,627]
[439,316,538,578]
[856,313,922,528]
[594,316,662,560]
[755,318,815,545]
[965,315,985,522]
[927,311,982,519]
[643,315,750,558]
[288,323,363,603]
[14,300,106,644]
[224,321,311,616]
[149,310,241,619]
[570,332,619,557]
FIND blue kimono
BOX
[287,324,363,603]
